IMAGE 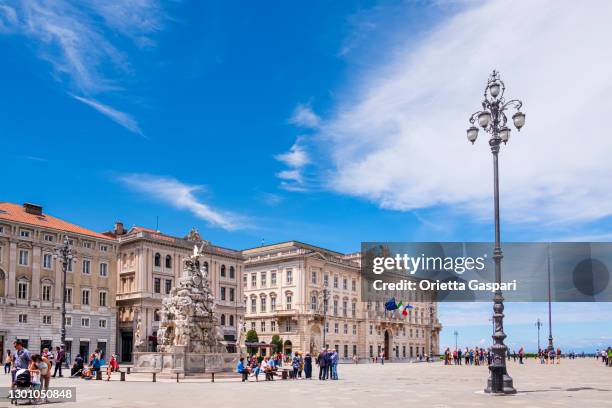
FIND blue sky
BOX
[1,0,611,352]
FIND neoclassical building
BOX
[242,241,441,362]
[109,224,245,362]
[0,202,118,362]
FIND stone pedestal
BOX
[133,351,238,375]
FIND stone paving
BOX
[1,359,611,407]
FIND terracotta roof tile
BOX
[0,202,114,241]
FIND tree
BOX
[246,329,259,343]
[271,334,283,353]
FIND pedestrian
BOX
[380,350,385,365]
[464,348,470,365]
[548,348,555,365]
[457,347,462,365]
[4,350,11,374]
[556,347,561,364]
[304,353,312,379]
[236,357,249,382]
[52,346,65,377]
[317,349,328,380]
[291,353,300,379]
[326,349,333,379]
[11,340,31,385]
[331,349,339,380]
[518,347,524,364]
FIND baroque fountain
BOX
[132,242,240,375]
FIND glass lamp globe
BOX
[489,82,501,98]
[512,112,525,130]
[467,126,479,144]
[478,111,491,128]
[499,126,510,143]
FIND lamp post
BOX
[55,235,74,352]
[547,244,554,353]
[429,305,435,358]
[466,70,525,395]
[320,288,330,349]
[454,330,458,351]
[536,318,543,353]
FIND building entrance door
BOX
[384,330,390,359]
[121,332,133,362]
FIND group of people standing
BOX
[316,348,339,380]
[236,352,314,382]
[536,348,562,364]
[596,347,612,366]
[443,347,495,366]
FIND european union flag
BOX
[384,298,398,311]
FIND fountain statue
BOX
[132,242,238,375]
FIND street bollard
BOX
[152,372,156,382]
[120,371,126,382]
[127,367,131,374]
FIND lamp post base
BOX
[485,371,517,395]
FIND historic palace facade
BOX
[242,241,441,362]
[109,224,245,361]
[0,202,118,362]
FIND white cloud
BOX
[0,0,165,134]
[275,138,312,191]
[72,96,143,136]
[118,174,242,231]
[275,142,310,168]
[289,104,321,128]
[318,0,612,226]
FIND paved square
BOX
[2,359,611,407]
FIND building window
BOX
[82,241,92,249]
[260,296,266,312]
[43,254,52,269]
[343,278,348,290]
[165,255,172,268]
[343,301,348,317]
[18,250,29,266]
[82,259,91,274]
[251,298,256,313]
[154,253,161,267]
[369,325,373,335]
[154,309,160,322]
[100,262,108,277]
[165,279,172,294]
[229,315,234,326]
[285,320,292,332]
[99,319,107,328]
[229,266,235,279]
[20,230,31,238]
[154,278,161,294]
[271,320,276,332]
[352,279,357,291]
[42,284,52,302]
[65,316,72,327]
[311,295,317,311]
[220,314,226,325]
[333,276,338,288]
[18,314,28,323]
[251,322,256,331]
[0,226,3,234]
[81,317,90,328]
[44,234,54,242]
[243,274,247,287]
[311,271,317,284]
[229,287,235,302]
[99,291,107,307]
[66,259,72,272]
[352,302,357,318]
[261,321,266,332]
[324,274,329,287]
[325,322,329,333]
[82,289,90,305]
[260,272,267,287]
[344,345,348,358]
[220,265,226,277]
[270,296,276,311]
[353,325,357,335]
[65,287,73,303]
[344,323,348,334]
[286,294,292,310]
[334,323,339,334]
[42,315,52,325]
[251,274,256,288]
[271,271,277,286]
[369,345,373,357]
[17,280,28,299]
[286,269,293,285]
[220,287,226,301]
[100,244,108,252]
[333,300,338,316]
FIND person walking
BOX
[52,346,65,378]
[317,349,328,380]
[379,350,385,365]
[4,350,11,374]
[304,353,312,379]
[457,348,462,365]
[326,349,333,379]
[607,347,612,367]
[11,340,31,385]
[291,353,300,379]
[556,347,561,364]
[518,347,525,364]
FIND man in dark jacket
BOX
[53,346,65,377]
[317,349,328,380]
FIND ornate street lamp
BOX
[319,288,330,349]
[466,70,525,394]
[54,235,74,356]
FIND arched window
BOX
[220,265,226,277]
[229,266,235,279]
[154,253,161,267]
[220,314,226,326]
[154,309,160,321]
[165,255,172,268]
[229,315,234,326]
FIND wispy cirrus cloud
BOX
[0,0,167,135]
[275,139,311,191]
[118,174,243,231]
[289,104,321,128]
[314,0,612,227]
